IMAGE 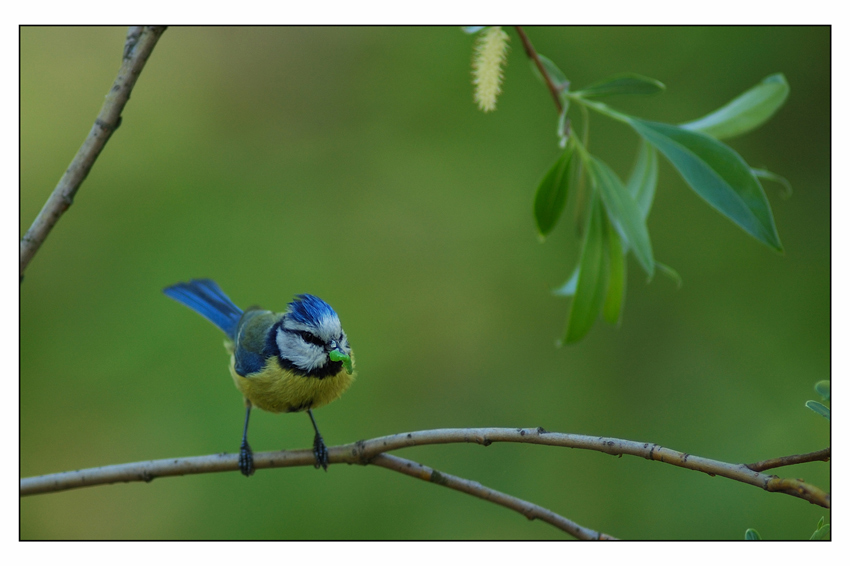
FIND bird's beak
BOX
[329,349,353,374]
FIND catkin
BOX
[472,26,510,112]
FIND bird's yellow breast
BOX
[227,351,355,414]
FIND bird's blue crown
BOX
[288,294,338,326]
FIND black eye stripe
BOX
[295,330,325,347]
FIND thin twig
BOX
[20,25,167,278]
[20,427,830,509]
[370,453,616,540]
[745,448,830,472]
[514,26,562,114]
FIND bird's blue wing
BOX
[163,279,243,340]
[233,310,280,376]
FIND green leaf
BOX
[552,265,579,297]
[816,517,824,531]
[626,140,659,220]
[744,528,761,541]
[680,73,789,139]
[603,216,626,325]
[815,380,830,401]
[622,142,677,285]
[656,261,683,288]
[576,73,665,98]
[563,195,606,343]
[531,54,570,92]
[806,400,830,420]
[752,168,792,198]
[810,523,830,541]
[534,147,575,238]
[586,155,655,277]
[461,26,485,34]
[628,119,782,251]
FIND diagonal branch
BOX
[515,26,563,114]
[19,427,830,510]
[370,453,616,540]
[20,25,167,278]
[745,448,830,472]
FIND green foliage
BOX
[586,154,654,276]
[747,517,831,541]
[806,380,830,420]
[805,401,830,420]
[602,217,626,325]
[626,140,658,219]
[552,265,579,297]
[680,74,789,140]
[563,195,607,344]
[510,34,791,341]
[529,54,572,147]
[574,73,665,98]
[752,168,793,198]
[655,262,683,288]
[534,54,570,92]
[815,380,830,401]
[810,517,830,540]
[534,146,574,238]
[627,119,782,251]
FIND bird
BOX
[163,279,354,476]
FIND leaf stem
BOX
[566,93,633,124]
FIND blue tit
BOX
[163,279,354,476]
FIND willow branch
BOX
[123,26,145,59]
[20,427,829,509]
[370,453,615,540]
[745,448,830,472]
[19,25,167,278]
[515,26,563,114]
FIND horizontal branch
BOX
[20,25,167,277]
[19,427,830,509]
[745,448,830,472]
[370,454,616,540]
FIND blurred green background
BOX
[20,26,829,540]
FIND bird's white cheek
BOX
[276,330,328,371]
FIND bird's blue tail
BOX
[163,279,243,339]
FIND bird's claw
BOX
[313,433,329,471]
[239,440,255,477]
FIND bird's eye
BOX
[297,330,325,347]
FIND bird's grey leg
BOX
[307,409,329,471]
[239,402,255,476]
